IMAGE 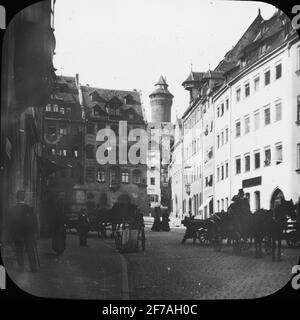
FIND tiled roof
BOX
[81,86,143,117]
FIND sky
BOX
[53,0,277,122]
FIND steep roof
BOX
[81,86,143,117]
[150,75,174,98]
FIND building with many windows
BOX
[173,9,300,218]
[81,85,149,214]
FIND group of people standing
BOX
[151,206,170,232]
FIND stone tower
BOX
[149,75,173,123]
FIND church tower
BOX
[149,75,173,123]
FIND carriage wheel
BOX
[198,230,210,246]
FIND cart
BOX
[112,203,146,253]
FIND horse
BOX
[252,199,296,261]
[269,199,295,261]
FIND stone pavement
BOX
[4,233,125,300]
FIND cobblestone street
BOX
[4,226,300,300]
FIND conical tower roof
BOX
[149,75,173,98]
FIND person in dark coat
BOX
[51,198,67,255]
[7,190,38,272]
[161,208,170,232]
[151,206,162,231]
[78,208,90,246]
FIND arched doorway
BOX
[270,188,285,209]
[118,193,131,205]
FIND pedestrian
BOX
[50,198,67,255]
[161,208,170,232]
[151,206,161,232]
[7,190,38,272]
[78,208,90,247]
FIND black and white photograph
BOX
[0,0,300,302]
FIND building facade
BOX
[147,76,174,211]
[81,86,149,215]
[41,75,85,232]
[173,9,300,219]
[213,9,300,212]
[0,0,56,237]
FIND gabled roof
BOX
[81,86,143,117]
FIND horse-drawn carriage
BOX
[181,217,214,245]
[181,198,297,261]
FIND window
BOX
[121,171,129,183]
[254,151,260,169]
[225,162,229,178]
[86,144,94,159]
[53,104,59,112]
[236,88,241,102]
[217,107,220,118]
[217,135,220,149]
[297,144,300,169]
[87,123,94,134]
[235,157,241,174]
[225,128,229,143]
[217,167,220,182]
[96,169,105,182]
[86,167,95,183]
[48,147,56,156]
[275,143,283,164]
[254,111,260,130]
[59,107,65,114]
[264,147,271,166]
[297,96,300,122]
[221,131,224,146]
[220,103,224,116]
[45,104,51,112]
[255,191,260,210]
[221,199,224,210]
[275,63,282,79]
[244,116,250,134]
[264,107,271,126]
[226,198,229,211]
[150,177,155,185]
[226,99,229,110]
[66,107,71,115]
[59,127,67,135]
[71,148,78,158]
[221,165,224,180]
[254,77,260,92]
[47,126,56,135]
[245,193,250,205]
[235,120,241,137]
[264,70,271,86]
[150,195,158,203]
[275,101,282,121]
[217,200,220,212]
[109,168,119,185]
[244,154,250,172]
[245,83,250,97]
[62,149,67,157]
